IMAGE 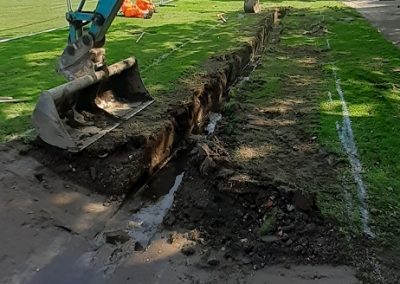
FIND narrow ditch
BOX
[24,10,284,254]
[23,10,309,283]
[125,149,188,248]
[120,115,220,248]
[28,10,281,196]
[121,41,277,249]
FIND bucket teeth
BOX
[32,57,153,152]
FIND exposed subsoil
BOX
[28,13,277,195]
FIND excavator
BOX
[32,0,260,152]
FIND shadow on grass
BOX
[262,5,400,244]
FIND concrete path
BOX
[344,0,400,47]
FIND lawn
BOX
[0,0,264,141]
[320,6,400,244]
[0,0,97,39]
[261,0,400,246]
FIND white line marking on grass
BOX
[156,0,175,4]
[142,25,218,72]
[318,11,325,22]
[326,39,331,50]
[327,39,374,238]
[327,91,333,102]
[334,74,374,238]
[0,27,67,44]
[0,0,173,44]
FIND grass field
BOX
[0,0,265,141]
[264,0,400,246]
[320,6,400,244]
[0,0,98,39]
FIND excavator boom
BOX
[59,0,125,79]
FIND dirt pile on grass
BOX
[164,136,349,269]
[163,37,351,269]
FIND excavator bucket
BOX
[32,57,153,152]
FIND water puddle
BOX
[127,173,184,247]
[206,112,222,134]
[126,149,189,247]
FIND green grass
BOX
[225,0,400,249]
[0,0,264,141]
[260,1,400,246]
[321,7,400,244]
[0,0,97,39]
[229,7,365,234]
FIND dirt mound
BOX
[163,27,351,270]
[164,137,349,269]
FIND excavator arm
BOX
[32,0,154,151]
[59,0,125,79]
[59,0,260,80]
[32,0,261,151]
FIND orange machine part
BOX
[121,0,154,18]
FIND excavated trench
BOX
[4,9,390,282]
[29,11,280,195]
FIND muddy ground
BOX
[2,8,400,284]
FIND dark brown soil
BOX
[162,28,351,270]
[165,139,349,266]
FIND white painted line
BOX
[327,91,333,102]
[0,0,173,44]
[333,68,375,238]
[326,38,374,238]
[156,0,175,4]
[0,26,67,44]
[326,38,331,50]
[325,42,355,231]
